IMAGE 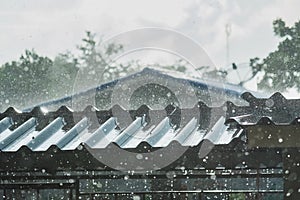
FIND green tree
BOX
[48,52,79,99]
[0,31,140,111]
[250,19,300,92]
[75,31,138,91]
[2,31,221,111]
[0,50,53,109]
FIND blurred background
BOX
[1,0,300,111]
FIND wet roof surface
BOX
[0,104,241,152]
[1,92,299,153]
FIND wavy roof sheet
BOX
[1,92,300,153]
[1,92,298,171]
[0,104,243,152]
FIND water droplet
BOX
[133,196,141,200]
[136,154,143,160]
[210,174,216,180]
[166,171,176,179]
[122,84,128,90]
[265,99,274,107]
[77,145,83,150]
[286,189,293,197]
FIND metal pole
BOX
[225,23,231,67]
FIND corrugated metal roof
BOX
[0,104,243,152]
[227,92,300,125]
[2,92,298,172]
[1,92,299,154]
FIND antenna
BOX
[225,23,231,67]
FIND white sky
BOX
[0,0,299,69]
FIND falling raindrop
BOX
[77,145,83,150]
[286,189,293,197]
[265,99,274,107]
[136,154,143,160]
[69,179,75,183]
[210,174,216,180]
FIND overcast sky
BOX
[1,0,300,68]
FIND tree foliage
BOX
[76,31,137,89]
[0,50,53,108]
[0,31,137,111]
[250,19,300,92]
